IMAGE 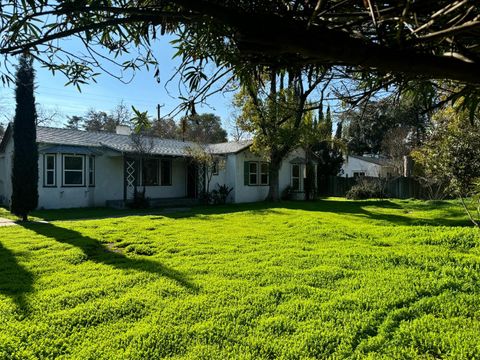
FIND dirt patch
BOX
[105,242,123,254]
[0,218,17,227]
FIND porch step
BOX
[106,197,199,209]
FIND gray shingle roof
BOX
[348,154,392,166]
[35,127,250,156]
[206,140,252,154]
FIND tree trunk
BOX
[266,157,282,202]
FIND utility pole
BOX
[156,103,164,121]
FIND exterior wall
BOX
[208,155,235,202]
[37,154,188,209]
[0,136,14,207]
[232,148,306,203]
[279,148,306,193]
[340,156,383,178]
[0,135,311,208]
[141,157,187,199]
[38,152,124,209]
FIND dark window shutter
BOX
[244,161,249,185]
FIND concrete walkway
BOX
[0,217,17,227]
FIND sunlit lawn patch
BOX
[1,198,479,359]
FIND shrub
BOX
[281,185,292,200]
[211,184,233,204]
[128,187,149,209]
[346,177,386,200]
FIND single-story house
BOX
[339,154,398,178]
[0,125,311,209]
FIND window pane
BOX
[143,159,159,185]
[249,162,257,173]
[261,174,269,185]
[65,171,83,185]
[161,159,172,186]
[47,171,54,185]
[292,164,300,177]
[65,156,83,170]
[249,174,257,185]
[46,156,54,170]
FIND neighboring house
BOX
[340,155,398,178]
[0,125,310,209]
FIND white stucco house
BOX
[340,155,398,178]
[0,125,310,209]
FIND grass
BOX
[0,198,479,359]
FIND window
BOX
[249,162,258,185]
[245,161,270,186]
[211,160,219,175]
[260,162,269,185]
[353,171,365,178]
[161,159,172,186]
[142,159,159,186]
[291,164,301,191]
[63,155,85,186]
[88,157,95,186]
[44,154,56,187]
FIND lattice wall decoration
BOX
[197,164,205,196]
[126,159,136,200]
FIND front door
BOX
[186,163,197,198]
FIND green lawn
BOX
[1,198,479,359]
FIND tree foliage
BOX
[0,1,479,116]
[301,106,344,199]
[412,106,480,226]
[11,54,38,221]
[179,113,227,144]
[342,96,429,155]
[64,102,131,132]
[151,117,179,139]
[234,65,333,200]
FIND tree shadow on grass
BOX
[0,240,34,311]
[158,199,470,227]
[20,222,199,293]
[29,199,470,227]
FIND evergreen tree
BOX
[65,115,83,130]
[324,106,333,139]
[335,121,343,139]
[11,54,38,221]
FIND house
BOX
[0,125,310,209]
[340,154,398,178]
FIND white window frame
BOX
[62,154,85,187]
[291,164,301,191]
[249,162,258,185]
[44,154,56,187]
[88,156,95,187]
[260,162,269,185]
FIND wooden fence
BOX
[317,176,443,199]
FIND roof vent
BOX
[116,125,132,135]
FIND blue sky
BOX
[0,36,235,129]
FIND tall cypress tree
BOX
[11,54,38,221]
